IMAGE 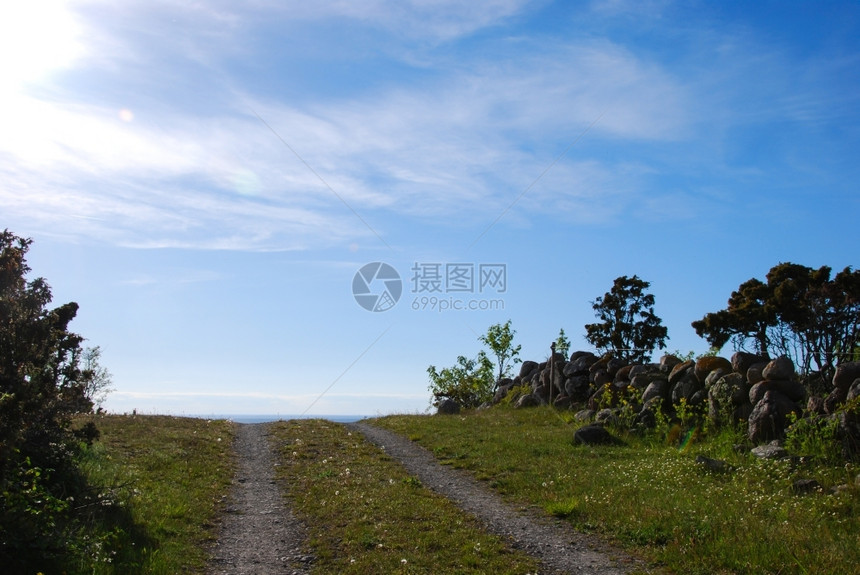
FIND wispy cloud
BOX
[10,1,845,253]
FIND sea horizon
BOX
[187,414,370,424]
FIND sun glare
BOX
[0,1,84,94]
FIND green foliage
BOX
[584,275,668,364]
[693,262,860,375]
[479,320,522,382]
[427,352,495,408]
[784,413,841,463]
[554,328,571,359]
[0,230,109,568]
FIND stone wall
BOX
[489,351,860,449]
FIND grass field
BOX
[69,414,236,574]
[371,407,860,575]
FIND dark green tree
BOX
[691,277,775,356]
[693,263,860,376]
[584,275,668,364]
[0,230,103,566]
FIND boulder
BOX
[574,409,596,422]
[628,364,653,380]
[642,378,669,406]
[747,362,768,385]
[593,369,612,387]
[769,379,807,403]
[824,387,848,415]
[668,360,695,385]
[703,367,727,389]
[587,383,615,410]
[515,393,541,408]
[748,390,801,443]
[848,379,860,402]
[594,408,618,426]
[751,442,789,459]
[574,424,622,446]
[833,362,860,391]
[732,351,769,377]
[553,395,572,409]
[671,371,704,404]
[566,352,598,375]
[436,398,460,415]
[589,356,611,378]
[695,356,733,383]
[570,350,597,362]
[762,356,795,381]
[564,375,591,402]
[659,354,683,373]
[749,382,771,405]
[518,361,539,379]
[615,365,635,383]
[606,358,627,378]
[696,455,732,473]
[630,372,661,390]
[690,388,709,407]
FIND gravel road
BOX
[207,421,651,574]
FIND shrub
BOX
[0,230,105,568]
[428,352,495,408]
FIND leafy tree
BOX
[479,320,522,382]
[555,328,571,359]
[584,275,668,364]
[0,230,104,566]
[427,352,495,408]
[693,263,860,375]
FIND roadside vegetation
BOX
[372,406,860,575]
[269,418,540,574]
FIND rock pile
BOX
[487,351,860,451]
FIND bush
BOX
[428,352,495,408]
[0,230,105,568]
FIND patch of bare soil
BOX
[207,423,312,575]
[350,422,653,575]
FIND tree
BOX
[0,230,104,565]
[584,275,668,364]
[555,328,571,360]
[693,263,860,376]
[479,320,522,382]
[427,352,495,408]
[691,278,775,356]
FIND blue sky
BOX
[2,1,858,416]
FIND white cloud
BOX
[1,0,701,251]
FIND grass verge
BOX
[371,407,860,575]
[268,419,540,574]
[68,414,235,574]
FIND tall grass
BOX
[372,407,860,575]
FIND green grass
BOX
[268,419,540,574]
[371,406,860,575]
[68,414,236,574]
